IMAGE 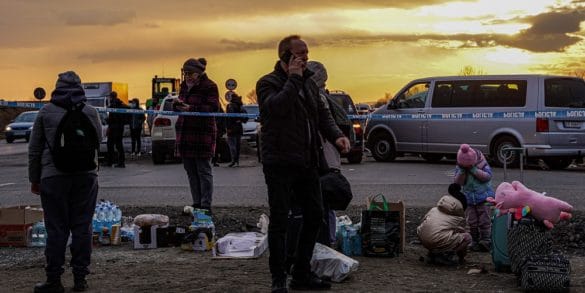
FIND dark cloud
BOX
[492,7,585,52]
[60,9,136,26]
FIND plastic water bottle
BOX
[30,221,47,247]
[349,227,362,256]
[96,207,106,232]
[113,205,122,224]
[341,226,352,256]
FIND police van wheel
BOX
[370,132,396,162]
[152,151,165,164]
[492,136,520,168]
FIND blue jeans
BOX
[227,135,241,163]
[182,158,213,208]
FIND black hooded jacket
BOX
[256,62,343,168]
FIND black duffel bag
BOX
[320,170,353,211]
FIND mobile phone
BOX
[279,50,293,63]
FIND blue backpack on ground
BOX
[49,103,99,172]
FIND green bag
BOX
[361,194,401,257]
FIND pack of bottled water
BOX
[92,200,122,234]
[28,221,47,247]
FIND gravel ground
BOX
[1,205,583,292]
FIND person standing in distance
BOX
[256,35,350,292]
[104,91,129,168]
[29,71,102,292]
[174,57,220,214]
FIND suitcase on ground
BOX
[491,213,512,272]
[507,216,552,274]
[520,254,571,291]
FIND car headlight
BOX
[29,126,33,130]
[5,126,11,131]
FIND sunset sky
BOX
[1,0,584,104]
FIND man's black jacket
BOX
[256,62,343,168]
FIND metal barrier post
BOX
[502,147,526,182]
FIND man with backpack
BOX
[28,71,102,293]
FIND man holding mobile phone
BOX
[175,57,220,214]
[256,35,350,292]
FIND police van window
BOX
[433,80,526,107]
[545,78,585,108]
[396,82,429,108]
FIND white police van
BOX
[365,75,585,169]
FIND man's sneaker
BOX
[289,273,331,291]
[271,277,288,293]
[34,279,64,293]
[72,279,88,292]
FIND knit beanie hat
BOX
[307,61,328,89]
[457,143,477,168]
[55,71,82,89]
[182,58,207,74]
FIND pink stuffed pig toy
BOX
[487,181,573,229]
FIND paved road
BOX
[1,140,583,209]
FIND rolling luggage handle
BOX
[502,147,525,182]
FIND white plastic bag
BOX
[215,232,268,258]
[311,243,359,282]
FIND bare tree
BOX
[246,89,258,104]
[373,92,393,108]
[569,69,585,79]
[458,65,486,76]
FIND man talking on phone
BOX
[256,35,350,292]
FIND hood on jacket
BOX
[50,71,86,109]
[436,195,465,217]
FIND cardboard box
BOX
[0,206,44,247]
[0,205,44,225]
[366,197,406,253]
[133,225,158,249]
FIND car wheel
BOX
[421,153,444,163]
[6,137,14,143]
[542,158,572,170]
[152,150,166,164]
[25,135,30,143]
[491,136,520,168]
[347,151,363,164]
[369,132,396,162]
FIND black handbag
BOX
[320,170,353,211]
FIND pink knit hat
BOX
[457,144,477,167]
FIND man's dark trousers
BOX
[40,174,98,281]
[263,165,323,280]
[106,128,125,165]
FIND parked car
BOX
[242,104,259,146]
[355,103,372,115]
[150,95,230,164]
[4,111,38,143]
[328,90,365,164]
[365,74,585,169]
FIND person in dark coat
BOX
[225,93,248,167]
[174,57,219,212]
[28,71,102,292]
[256,35,350,292]
[105,91,129,167]
[129,98,146,158]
